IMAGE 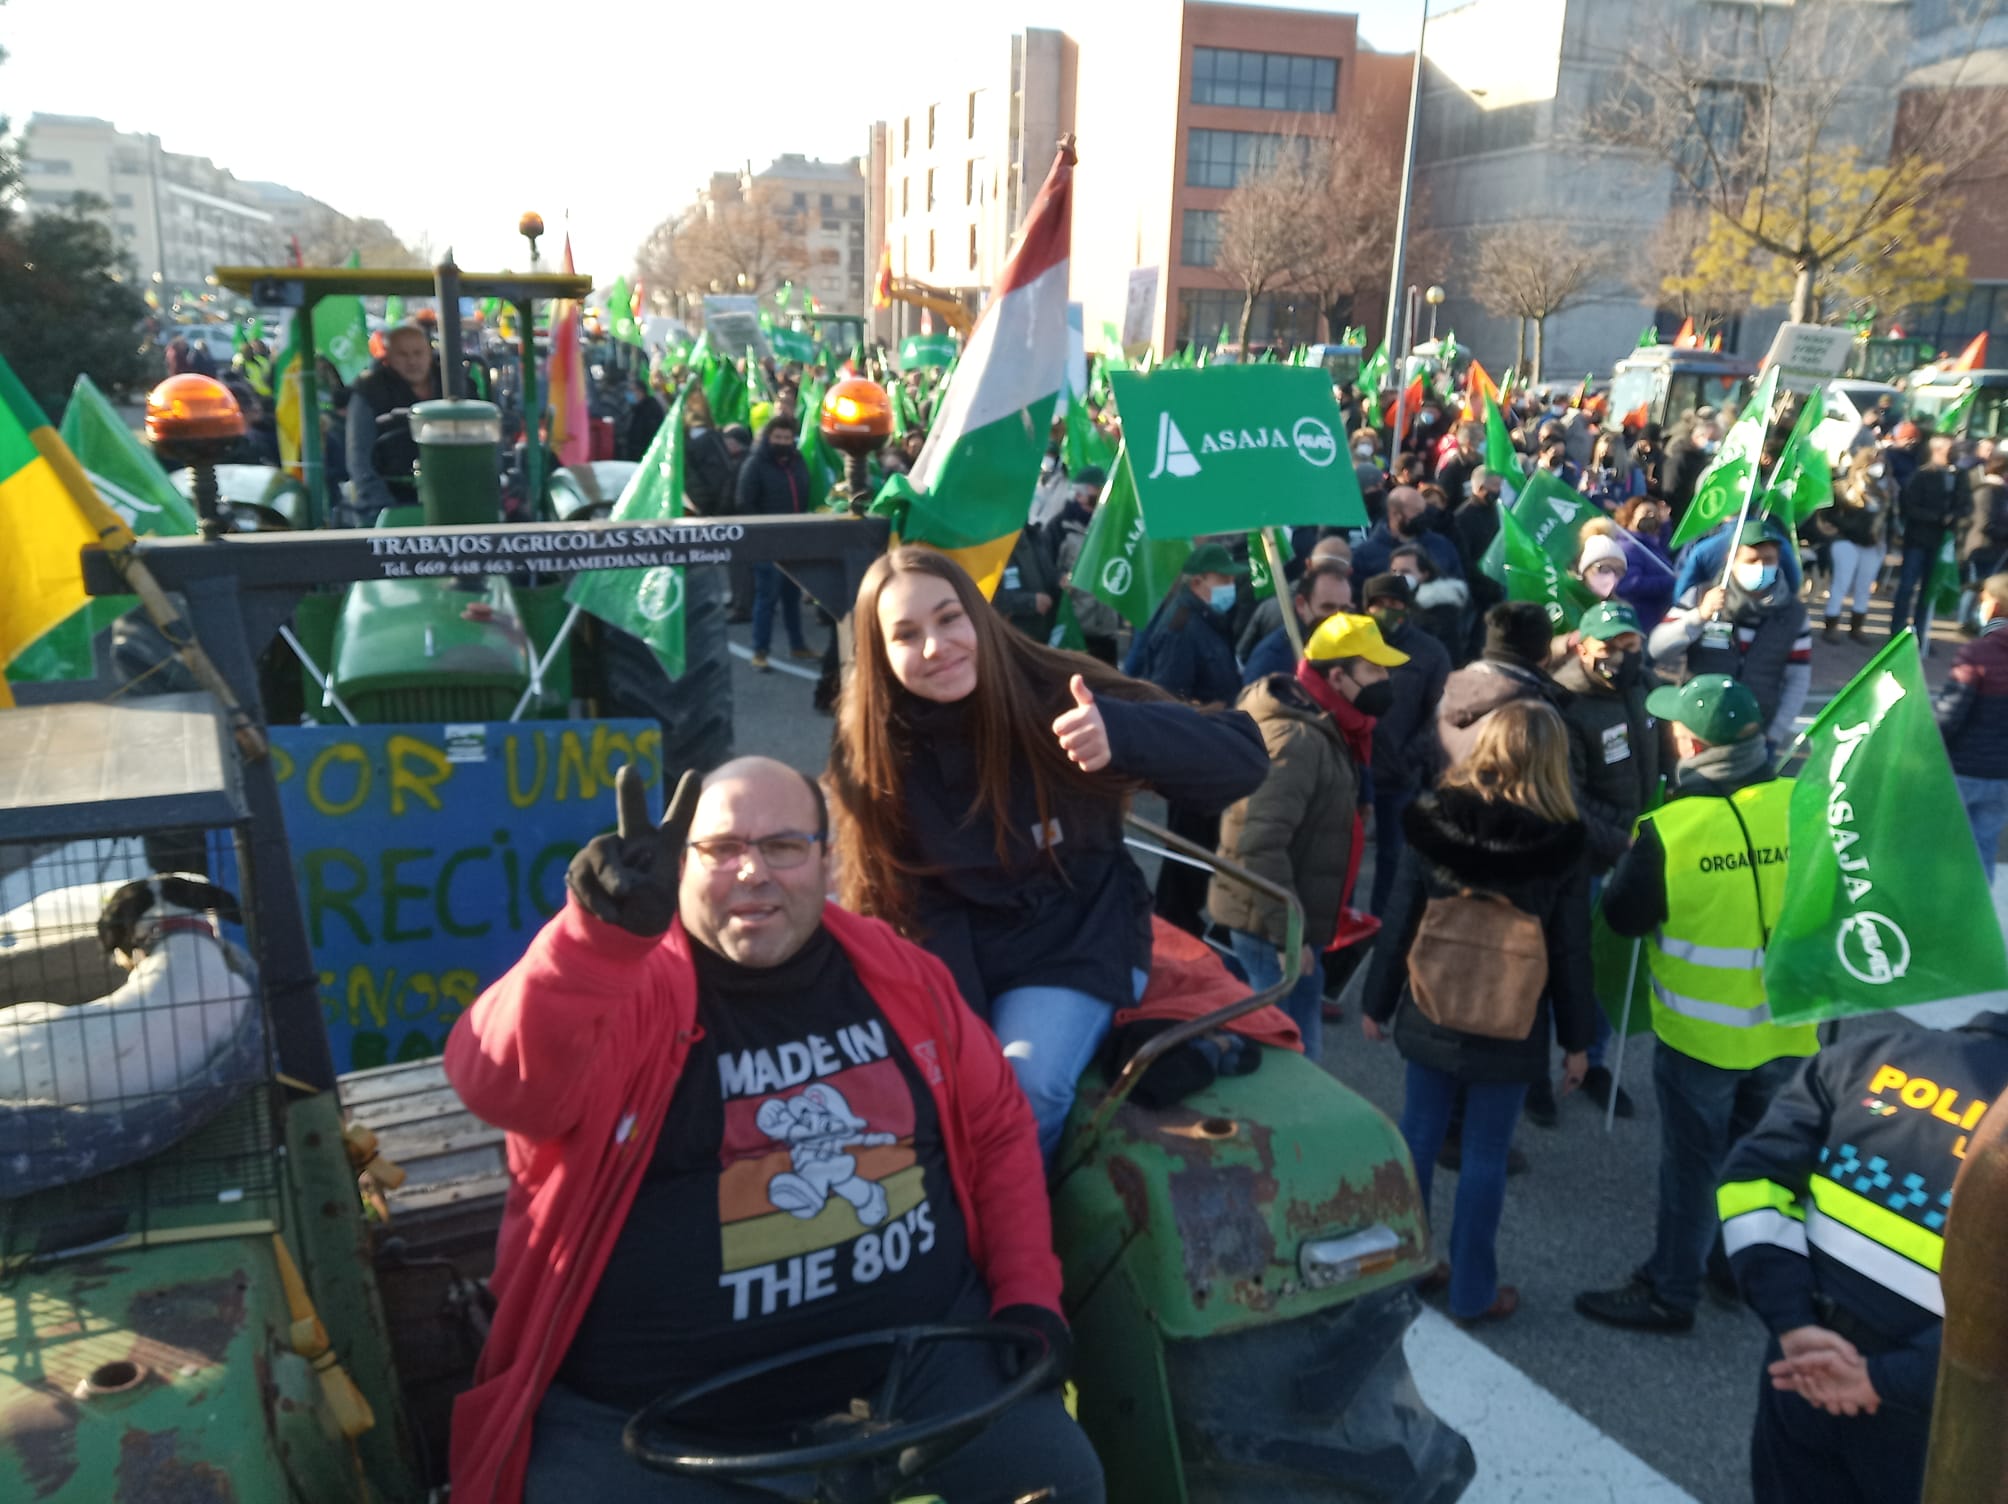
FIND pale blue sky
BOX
[5,0,1427,279]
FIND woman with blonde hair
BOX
[827,547,1269,1158]
[1359,698,1596,1325]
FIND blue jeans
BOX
[1370,786,1419,917]
[1644,1044,1802,1313]
[1228,928,1324,1063]
[1955,774,2008,886]
[1396,1061,1527,1320]
[751,563,804,655]
[524,1283,1104,1503]
[991,969,1148,1162]
[1886,543,1938,644]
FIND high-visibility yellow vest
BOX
[1640,778,1819,1070]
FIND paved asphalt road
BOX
[714,584,1976,1504]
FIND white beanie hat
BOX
[1577,534,1628,574]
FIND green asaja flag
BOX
[769,325,818,364]
[1512,469,1601,575]
[1246,527,1292,601]
[1484,393,1525,503]
[565,392,688,677]
[383,295,405,326]
[1357,340,1390,398]
[1480,503,1583,631]
[1072,445,1193,630]
[1670,366,1779,548]
[606,277,643,348]
[1937,381,1978,434]
[898,332,957,370]
[315,251,373,383]
[1063,386,1115,473]
[1108,366,1367,538]
[7,374,202,683]
[1764,387,1833,526]
[1766,631,2008,1024]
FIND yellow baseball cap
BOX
[1305,612,1410,667]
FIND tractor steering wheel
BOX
[623,1321,1055,1504]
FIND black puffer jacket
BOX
[1937,622,2008,781]
[1552,656,1663,871]
[1361,788,1597,1084]
[895,690,1268,1017]
[733,423,812,516]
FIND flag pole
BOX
[1606,936,1642,1135]
[1263,528,1304,660]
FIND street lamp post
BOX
[1426,284,1446,342]
[1382,0,1430,463]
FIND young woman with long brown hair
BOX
[1359,698,1596,1325]
[828,547,1269,1158]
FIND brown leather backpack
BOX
[1405,888,1548,1040]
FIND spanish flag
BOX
[0,354,133,708]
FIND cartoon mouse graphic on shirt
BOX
[756,1081,896,1227]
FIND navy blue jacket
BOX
[1720,1011,2008,1414]
[1352,520,1464,583]
[1136,588,1244,707]
[894,692,1268,1016]
[1936,620,2008,780]
[1240,624,1298,686]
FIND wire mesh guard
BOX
[0,832,276,1251]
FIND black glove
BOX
[995,1303,1072,1389]
[566,763,702,937]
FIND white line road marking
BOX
[728,642,822,682]
[1404,1308,1700,1503]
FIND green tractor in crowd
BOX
[0,263,1471,1500]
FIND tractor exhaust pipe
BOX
[435,251,466,399]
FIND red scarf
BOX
[1294,658,1376,918]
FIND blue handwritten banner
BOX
[264,720,661,1073]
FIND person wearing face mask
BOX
[1352,428,1388,518]
[1811,447,1895,644]
[1454,467,1504,573]
[1660,419,1722,524]
[1537,436,1581,490]
[1609,500,1677,629]
[1360,574,1452,916]
[1134,545,1261,933]
[1213,613,1406,1063]
[1576,676,1815,1336]
[1551,602,1661,1117]
[1436,422,1486,508]
[1239,536,1354,660]
[734,414,819,670]
[1650,520,1812,749]
[1395,544,1474,669]
[1353,486,1464,584]
[1241,558,1353,684]
[679,391,736,519]
[1575,532,1631,606]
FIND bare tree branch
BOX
[1468,221,1606,382]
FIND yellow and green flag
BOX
[0,353,134,707]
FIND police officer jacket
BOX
[1717,1011,2008,1414]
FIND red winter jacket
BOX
[441,898,1061,1504]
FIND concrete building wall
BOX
[749,156,869,311]
[18,114,281,292]
[873,28,1075,341]
[1075,2,1410,356]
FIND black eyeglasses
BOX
[686,832,823,871]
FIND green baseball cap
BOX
[1736,518,1777,548]
[1577,601,1643,642]
[1181,541,1250,578]
[1645,673,1763,743]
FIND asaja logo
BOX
[1146,412,1202,480]
[1291,417,1337,468]
[637,565,684,623]
[1837,912,1911,985]
[1099,557,1134,596]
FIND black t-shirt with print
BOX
[558,924,976,1421]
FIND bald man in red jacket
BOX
[445,757,1101,1504]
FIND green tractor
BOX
[1,295,1470,1497]
[189,264,732,772]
